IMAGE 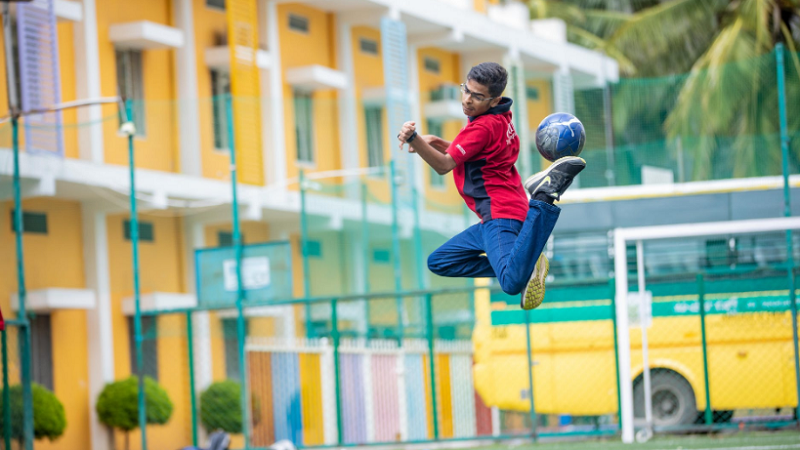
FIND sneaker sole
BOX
[521,253,549,310]
[523,156,586,193]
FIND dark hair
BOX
[467,62,508,98]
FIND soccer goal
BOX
[613,216,800,443]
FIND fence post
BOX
[186,311,198,447]
[300,169,314,338]
[609,278,622,429]
[524,310,537,441]
[776,42,800,425]
[331,298,344,445]
[2,328,11,450]
[697,274,713,426]
[224,94,250,447]
[389,161,405,339]
[124,100,148,450]
[425,293,439,440]
[360,181,371,337]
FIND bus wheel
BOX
[634,369,697,427]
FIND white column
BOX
[336,18,359,187]
[504,53,531,176]
[183,219,214,392]
[82,205,114,450]
[266,1,287,190]
[173,0,202,176]
[74,0,103,163]
[552,64,575,114]
[407,44,426,195]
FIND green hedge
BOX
[0,383,67,443]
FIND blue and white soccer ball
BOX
[535,112,586,162]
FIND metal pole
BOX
[331,299,344,445]
[776,42,800,425]
[361,181,371,337]
[123,100,148,450]
[299,169,313,337]
[524,310,537,441]
[609,278,622,429]
[425,293,439,439]
[412,184,426,334]
[389,161,405,339]
[602,77,616,187]
[186,311,198,447]
[225,94,250,447]
[697,274,713,426]
[2,329,11,450]
[4,5,33,448]
[636,240,653,437]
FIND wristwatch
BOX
[406,131,418,144]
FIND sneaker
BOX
[524,156,586,201]
[521,253,549,310]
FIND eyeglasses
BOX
[460,83,494,103]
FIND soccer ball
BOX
[535,112,586,162]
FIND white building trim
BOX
[74,0,104,163]
[173,0,202,177]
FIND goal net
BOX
[613,217,800,442]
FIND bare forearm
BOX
[423,135,451,154]
[410,137,456,175]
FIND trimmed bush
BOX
[96,376,173,450]
[0,383,67,444]
[199,380,242,433]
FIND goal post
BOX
[614,216,800,443]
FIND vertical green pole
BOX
[697,274,713,425]
[609,278,622,427]
[225,95,250,447]
[331,299,344,445]
[412,183,426,334]
[2,329,11,450]
[186,311,198,447]
[776,43,800,424]
[389,161,404,339]
[125,101,147,450]
[425,293,439,439]
[4,7,33,447]
[299,169,313,337]
[361,181,371,337]
[524,310,537,441]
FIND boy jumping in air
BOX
[396,62,585,309]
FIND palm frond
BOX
[609,0,725,75]
[567,26,638,74]
[582,9,632,38]
[528,0,586,23]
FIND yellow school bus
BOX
[472,272,799,426]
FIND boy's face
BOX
[461,79,502,117]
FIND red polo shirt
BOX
[446,98,528,223]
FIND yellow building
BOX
[0,1,616,449]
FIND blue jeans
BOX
[427,200,560,295]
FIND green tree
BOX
[0,383,67,445]
[530,0,800,180]
[95,376,173,450]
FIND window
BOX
[427,120,445,188]
[359,38,379,56]
[423,56,440,74]
[128,316,158,380]
[116,49,146,137]
[211,70,231,151]
[294,90,314,163]
[124,220,155,242]
[10,211,48,234]
[30,314,53,391]
[526,86,539,100]
[364,106,384,167]
[206,0,225,10]
[222,318,249,380]
[288,14,309,33]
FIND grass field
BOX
[467,431,800,450]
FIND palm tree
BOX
[530,0,800,180]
